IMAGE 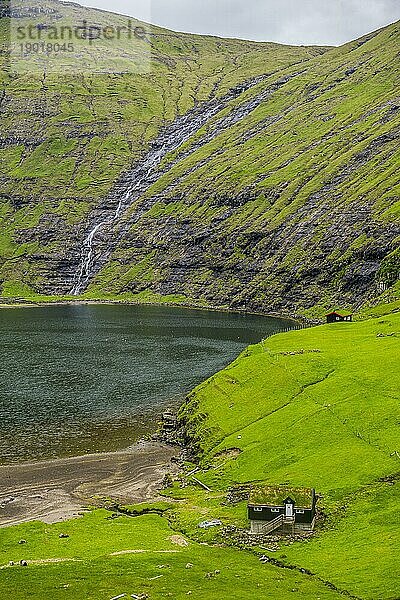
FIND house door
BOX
[285,503,293,517]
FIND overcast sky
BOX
[76,0,400,45]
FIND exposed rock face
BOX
[66,74,296,295]
[0,3,399,313]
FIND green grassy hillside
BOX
[176,311,400,598]
[180,315,399,491]
[0,2,398,314]
[0,0,326,304]
[1,312,398,599]
[106,20,399,316]
[1,2,317,201]
[0,510,343,600]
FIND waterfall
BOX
[68,73,294,296]
[69,153,164,295]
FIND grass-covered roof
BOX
[249,486,314,508]
[327,309,353,316]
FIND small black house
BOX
[326,310,353,323]
[248,486,317,535]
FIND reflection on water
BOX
[0,304,295,463]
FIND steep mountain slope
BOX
[178,313,400,599]
[0,313,398,599]
[0,2,399,316]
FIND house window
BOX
[254,507,263,512]
[295,509,304,514]
[271,508,280,513]
[336,317,340,321]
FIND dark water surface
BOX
[0,304,295,463]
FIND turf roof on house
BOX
[249,486,314,508]
[327,309,353,316]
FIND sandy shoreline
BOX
[0,441,178,528]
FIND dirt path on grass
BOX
[0,441,178,527]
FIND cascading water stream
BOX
[68,104,226,296]
[70,197,126,295]
[68,73,295,296]
[70,150,165,295]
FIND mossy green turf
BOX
[84,16,400,309]
[1,312,399,599]
[0,510,340,600]
[249,486,314,507]
[0,3,398,310]
[177,312,400,598]
[283,481,399,600]
[180,314,399,492]
[0,0,323,297]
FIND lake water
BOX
[0,304,295,463]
